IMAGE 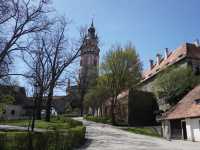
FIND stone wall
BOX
[0,105,26,120]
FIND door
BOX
[181,121,187,140]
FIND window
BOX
[156,68,160,72]
[178,54,183,58]
[11,110,15,115]
[148,73,152,77]
[94,59,97,65]
[194,99,200,104]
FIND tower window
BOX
[80,59,82,66]
[94,59,97,65]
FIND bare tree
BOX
[40,19,83,121]
[0,0,52,78]
[22,32,51,120]
[21,16,84,121]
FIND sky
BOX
[52,0,200,69]
[15,0,200,95]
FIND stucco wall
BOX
[186,118,200,142]
[1,105,25,120]
[162,120,171,140]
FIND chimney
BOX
[194,39,200,47]
[156,53,162,65]
[164,48,169,59]
[149,59,154,69]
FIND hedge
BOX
[125,127,160,137]
[84,115,111,124]
[0,126,86,150]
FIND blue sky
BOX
[52,0,200,69]
[15,0,200,95]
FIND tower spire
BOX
[88,19,95,38]
[91,19,94,28]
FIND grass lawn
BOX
[0,117,83,130]
[125,127,161,137]
[0,117,86,150]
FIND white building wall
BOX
[162,120,171,140]
[185,119,193,141]
[186,118,200,142]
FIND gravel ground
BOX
[75,117,200,150]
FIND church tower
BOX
[79,21,100,89]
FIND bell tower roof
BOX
[88,20,96,38]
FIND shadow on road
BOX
[76,138,93,150]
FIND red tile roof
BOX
[162,85,200,120]
[142,43,200,81]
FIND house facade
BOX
[140,41,200,111]
[0,86,32,120]
[161,85,200,141]
[0,104,25,120]
[101,40,200,126]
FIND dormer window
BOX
[194,99,200,104]
[166,62,170,65]
[156,68,160,72]
[148,73,152,77]
[178,54,183,58]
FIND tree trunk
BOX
[31,97,36,132]
[92,107,95,116]
[36,91,43,120]
[45,85,54,122]
[100,105,103,117]
[80,91,85,116]
[111,96,116,125]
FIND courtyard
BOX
[76,118,200,150]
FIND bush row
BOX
[84,115,111,124]
[125,127,160,137]
[0,126,86,150]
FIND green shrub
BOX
[126,127,160,137]
[1,117,83,130]
[0,117,86,150]
[0,126,86,150]
[84,115,111,124]
[68,126,86,148]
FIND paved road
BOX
[75,117,200,150]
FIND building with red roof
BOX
[160,85,200,141]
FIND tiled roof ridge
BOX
[163,85,200,120]
[142,42,200,81]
